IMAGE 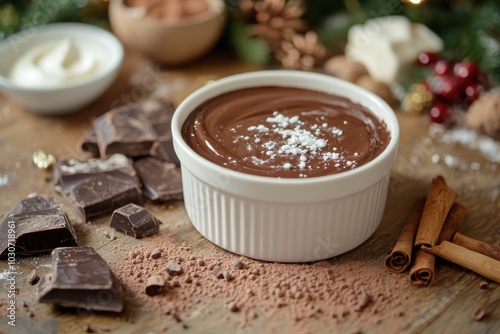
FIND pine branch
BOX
[228,20,271,65]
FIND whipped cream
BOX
[9,38,102,88]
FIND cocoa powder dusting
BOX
[109,231,422,332]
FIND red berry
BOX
[463,82,486,105]
[429,101,452,125]
[453,61,480,85]
[417,52,439,66]
[430,76,461,103]
[433,60,452,76]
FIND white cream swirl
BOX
[9,38,102,88]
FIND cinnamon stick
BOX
[409,249,435,286]
[423,241,500,284]
[409,203,466,286]
[414,176,456,248]
[453,233,500,261]
[384,198,425,274]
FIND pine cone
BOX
[238,0,306,45]
[276,31,327,70]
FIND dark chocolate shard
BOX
[134,157,183,202]
[110,203,160,238]
[0,196,78,258]
[93,104,158,158]
[145,275,165,296]
[141,99,180,166]
[38,247,123,312]
[78,98,179,165]
[165,260,183,276]
[54,154,142,220]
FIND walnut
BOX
[466,92,500,141]
[323,55,369,83]
[355,75,397,107]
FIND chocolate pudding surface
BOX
[182,86,390,178]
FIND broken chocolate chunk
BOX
[134,157,183,202]
[110,204,160,238]
[141,99,179,165]
[38,247,123,312]
[232,259,244,269]
[212,266,224,279]
[27,269,40,285]
[78,98,179,164]
[54,154,142,220]
[145,275,166,296]
[165,260,183,276]
[93,105,158,158]
[0,196,78,258]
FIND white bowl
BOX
[0,23,124,115]
[172,70,400,262]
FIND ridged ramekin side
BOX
[182,168,390,262]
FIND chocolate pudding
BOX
[182,86,390,178]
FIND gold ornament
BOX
[402,83,434,115]
[32,149,56,170]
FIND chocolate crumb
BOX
[473,307,486,321]
[232,259,244,269]
[145,275,166,296]
[227,302,239,312]
[151,249,162,259]
[27,269,39,285]
[166,260,183,276]
[212,266,224,279]
[224,271,233,282]
[354,293,371,312]
[479,281,489,290]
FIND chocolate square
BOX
[54,154,142,220]
[134,157,183,202]
[110,203,160,238]
[38,247,123,312]
[0,196,77,258]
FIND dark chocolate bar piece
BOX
[110,203,160,238]
[134,157,183,202]
[141,99,180,165]
[93,104,158,158]
[78,98,179,165]
[54,154,142,220]
[38,247,123,312]
[0,196,78,258]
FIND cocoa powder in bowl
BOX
[125,0,209,21]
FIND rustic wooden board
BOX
[0,51,499,334]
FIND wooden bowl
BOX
[109,0,226,66]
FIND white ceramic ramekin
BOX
[172,70,399,262]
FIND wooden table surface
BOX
[0,50,499,334]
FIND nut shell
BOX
[356,75,397,107]
[466,92,500,141]
[324,56,369,83]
